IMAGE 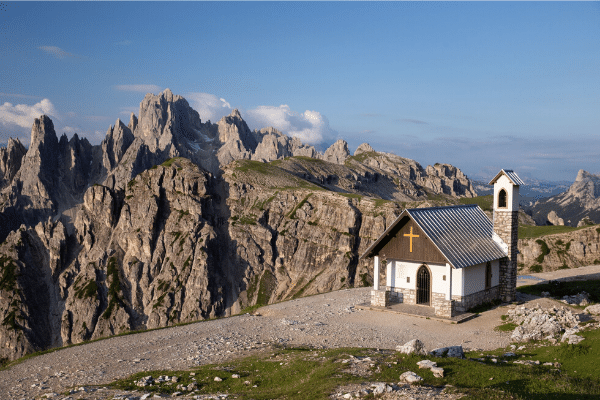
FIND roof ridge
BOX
[407,204,479,212]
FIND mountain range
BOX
[0,89,477,361]
[529,170,600,227]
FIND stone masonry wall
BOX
[494,210,518,302]
[452,286,500,312]
[371,290,390,307]
[431,292,454,317]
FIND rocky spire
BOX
[322,139,350,165]
[128,113,138,134]
[0,137,27,188]
[354,143,375,156]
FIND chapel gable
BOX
[378,216,446,264]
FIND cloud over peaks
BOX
[245,105,332,145]
[0,98,58,129]
[185,92,334,144]
[115,84,162,93]
[186,92,232,122]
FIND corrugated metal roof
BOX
[489,169,525,186]
[407,205,508,269]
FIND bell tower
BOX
[489,169,523,302]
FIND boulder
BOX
[584,304,600,315]
[430,345,464,359]
[399,371,423,384]
[430,366,444,378]
[416,360,437,369]
[396,339,427,355]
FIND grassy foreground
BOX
[109,328,600,399]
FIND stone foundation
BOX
[452,286,500,312]
[383,287,456,317]
[371,290,390,307]
[432,292,455,318]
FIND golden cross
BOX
[404,226,419,253]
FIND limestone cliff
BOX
[518,226,600,273]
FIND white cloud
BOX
[38,46,77,59]
[245,105,332,145]
[0,98,59,129]
[186,92,232,122]
[60,126,78,135]
[115,84,162,93]
[185,92,333,144]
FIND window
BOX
[498,189,507,208]
[485,262,492,289]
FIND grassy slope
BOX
[109,331,600,399]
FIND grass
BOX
[517,279,600,303]
[518,224,596,239]
[458,195,493,212]
[110,347,366,400]
[106,333,600,400]
[288,194,312,219]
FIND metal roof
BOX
[407,205,508,269]
[489,169,525,186]
[362,204,508,269]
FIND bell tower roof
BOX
[489,169,525,186]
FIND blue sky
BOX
[1,2,599,182]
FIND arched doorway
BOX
[416,265,431,305]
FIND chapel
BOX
[361,169,523,318]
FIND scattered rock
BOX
[399,371,423,384]
[430,345,464,359]
[396,339,427,355]
[584,304,600,315]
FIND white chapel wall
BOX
[461,260,500,296]
[452,266,464,296]
[391,260,447,294]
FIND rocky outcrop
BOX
[0,138,26,190]
[321,139,350,164]
[547,210,564,226]
[531,170,600,226]
[507,304,583,343]
[101,119,135,172]
[251,127,318,162]
[517,226,600,272]
[354,143,374,156]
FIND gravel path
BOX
[4,263,599,400]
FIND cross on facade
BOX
[404,226,419,252]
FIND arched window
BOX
[498,189,507,208]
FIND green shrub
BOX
[530,264,543,273]
[535,239,550,263]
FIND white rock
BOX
[584,304,600,315]
[399,371,423,384]
[214,376,223,382]
[396,339,427,355]
[417,359,437,369]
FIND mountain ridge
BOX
[0,89,477,361]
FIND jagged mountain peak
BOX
[322,139,350,164]
[575,169,596,182]
[128,112,138,133]
[29,115,58,150]
[354,143,374,156]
